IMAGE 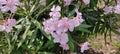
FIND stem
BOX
[62,49,64,54]
[73,40,81,47]
[5,33,11,54]
[34,0,56,19]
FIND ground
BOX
[88,33,120,54]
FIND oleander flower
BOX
[6,18,16,27]
[74,8,84,27]
[63,0,73,6]
[80,42,89,53]
[103,6,113,14]
[114,5,120,14]
[49,5,61,19]
[0,25,5,31]
[4,19,16,33]
[117,0,120,5]
[43,17,69,50]
[67,8,84,32]
[68,19,76,32]
[57,17,69,33]
[82,0,90,5]
[43,5,84,50]
[0,18,16,33]
[43,18,58,34]
[51,32,68,45]
[60,44,69,50]
[0,0,6,6]
[0,0,20,13]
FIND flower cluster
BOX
[104,0,120,14]
[0,18,16,33]
[0,0,20,13]
[43,5,84,50]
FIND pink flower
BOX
[43,18,58,34]
[103,6,113,14]
[74,8,84,26]
[0,19,16,33]
[82,0,90,5]
[4,19,16,33]
[51,32,68,45]
[80,42,89,53]
[67,8,84,32]
[117,0,120,5]
[0,0,6,5]
[60,44,69,50]
[43,5,84,50]
[68,19,75,32]
[6,18,16,27]
[57,17,69,33]
[63,0,73,6]
[49,5,61,19]
[0,25,5,31]
[75,8,82,17]
[43,17,69,50]
[0,0,20,13]
[114,5,120,14]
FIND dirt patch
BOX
[87,34,120,54]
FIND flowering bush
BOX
[0,0,120,54]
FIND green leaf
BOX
[68,41,74,51]
[111,28,120,35]
[37,52,54,54]
[78,24,91,28]
[94,22,100,34]
[0,42,6,47]
[87,15,97,21]
[68,32,74,51]
[32,20,51,40]
[12,28,22,42]
[36,41,43,51]
[29,29,38,45]
[79,28,90,33]
[90,0,98,8]
[17,24,31,48]
[34,0,56,19]
[42,40,54,49]
[75,24,91,33]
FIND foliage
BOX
[0,0,120,54]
